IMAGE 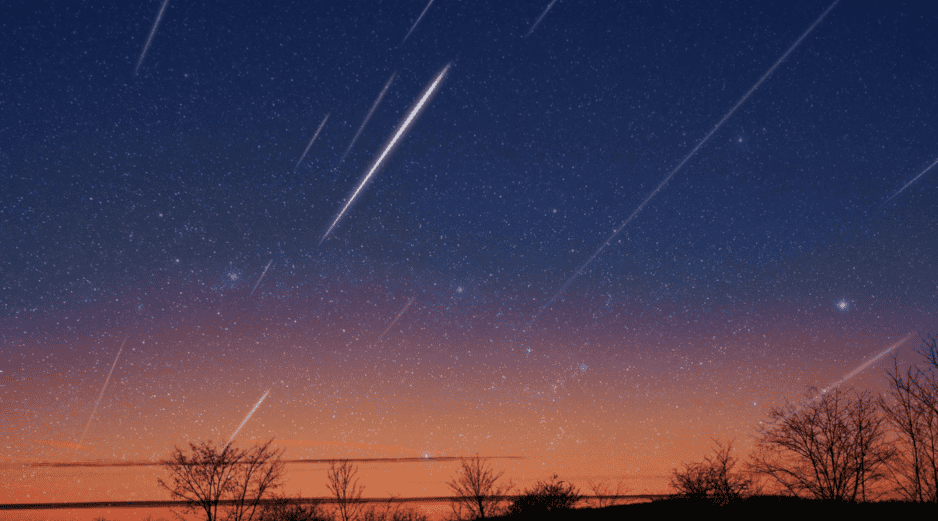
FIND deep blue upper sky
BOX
[1,0,937,443]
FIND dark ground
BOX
[496,496,937,521]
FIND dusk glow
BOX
[1,0,936,520]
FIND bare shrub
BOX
[506,474,581,516]
[327,460,366,521]
[585,479,628,508]
[446,454,514,520]
[670,439,751,505]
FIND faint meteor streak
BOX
[295,113,330,171]
[525,0,559,38]
[250,259,273,296]
[135,0,170,76]
[78,336,127,445]
[527,0,840,329]
[882,154,938,205]
[400,0,436,46]
[338,72,397,168]
[321,63,451,243]
[377,297,416,343]
[767,335,914,425]
[228,389,270,445]
[819,335,912,396]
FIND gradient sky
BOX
[2,0,937,513]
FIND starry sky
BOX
[2,0,937,509]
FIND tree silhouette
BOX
[157,438,284,521]
[749,387,894,501]
[327,460,366,521]
[446,454,514,520]
[879,334,938,502]
[506,474,581,516]
[670,439,751,505]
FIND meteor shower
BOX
[2,1,937,520]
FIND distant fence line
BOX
[1,495,668,510]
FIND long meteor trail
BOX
[882,154,938,205]
[250,259,273,296]
[295,114,330,171]
[527,0,840,329]
[525,0,559,38]
[321,63,451,243]
[769,335,914,425]
[78,336,128,445]
[135,0,170,76]
[228,389,270,445]
[377,297,416,343]
[820,335,912,395]
[400,0,436,46]
[338,72,397,168]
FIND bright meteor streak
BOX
[228,389,270,445]
[321,63,451,243]
[882,154,938,205]
[528,0,840,329]
[135,0,170,76]
[295,113,330,172]
[78,336,128,445]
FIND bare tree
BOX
[879,335,938,502]
[327,460,366,521]
[670,439,751,505]
[749,387,894,501]
[446,454,514,520]
[585,479,628,508]
[158,438,285,521]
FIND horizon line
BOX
[2,455,524,468]
[1,495,668,510]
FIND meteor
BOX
[525,0,559,38]
[321,63,451,243]
[228,389,270,445]
[400,0,436,46]
[528,0,840,329]
[134,0,170,76]
[78,336,128,445]
[249,259,273,296]
[295,113,330,172]
[338,72,397,168]
[882,154,938,205]
[819,335,912,396]
[377,297,416,343]
[768,335,913,424]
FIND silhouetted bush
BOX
[670,439,751,505]
[360,501,430,521]
[256,496,327,521]
[506,474,581,517]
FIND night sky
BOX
[2,0,937,509]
